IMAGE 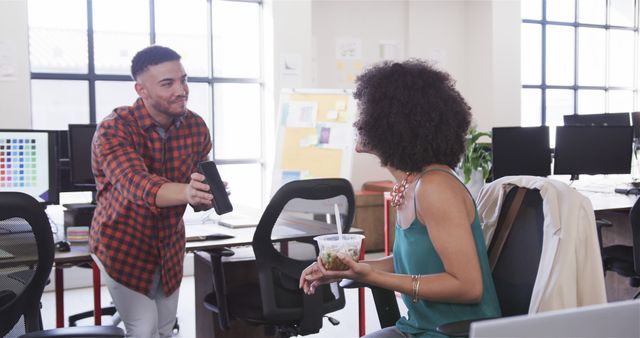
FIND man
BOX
[90,45,214,337]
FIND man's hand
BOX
[186,172,213,209]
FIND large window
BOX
[27,0,264,209]
[521,0,639,130]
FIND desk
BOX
[190,218,364,338]
[548,174,638,211]
[566,177,640,300]
[53,247,101,327]
[51,216,363,336]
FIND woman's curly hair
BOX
[353,59,471,172]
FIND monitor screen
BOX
[563,112,630,126]
[491,126,551,180]
[0,129,59,205]
[68,124,97,188]
[553,126,633,176]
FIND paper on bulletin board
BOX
[316,122,351,149]
[283,101,317,128]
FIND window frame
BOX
[522,0,639,125]
[28,0,266,206]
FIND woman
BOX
[299,60,500,337]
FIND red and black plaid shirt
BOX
[90,98,212,295]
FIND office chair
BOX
[203,178,354,337]
[0,192,124,338]
[600,197,640,299]
[436,185,544,336]
[342,185,545,337]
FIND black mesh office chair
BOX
[203,178,354,337]
[0,192,124,338]
[601,197,640,299]
[343,185,545,337]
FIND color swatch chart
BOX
[0,137,40,188]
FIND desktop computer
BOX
[63,203,95,227]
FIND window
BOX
[521,0,639,132]
[27,0,265,209]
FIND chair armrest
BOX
[198,248,235,331]
[0,289,16,307]
[19,326,125,338]
[596,218,613,250]
[339,278,367,289]
[436,319,475,337]
[596,218,613,228]
[436,317,500,338]
[339,279,400,329]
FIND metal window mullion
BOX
[605,0,611,112]
[31,73,134,82]
[635,0,639,110]
[211,77,260,83]
[214,159,261,165]
[574,0,579,115]
[209,0,216,161]
[524,18,636,31]
[150,0,156,45]
[257,0,266,204]
[541,0,547,125]
[88,0,96,123]
[31,73,89,80]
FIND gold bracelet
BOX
[411,275,421,304]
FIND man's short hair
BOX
[130,45,181,80]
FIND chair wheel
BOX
[172,318,180,334]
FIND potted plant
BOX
[459,128,492,196]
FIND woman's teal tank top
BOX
[393,168,500,337]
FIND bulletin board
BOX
[272,89,357,193]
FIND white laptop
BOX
[217,214,261,229]
[470,300,640,338]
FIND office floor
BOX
[40,253,408,338]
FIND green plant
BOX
[460,128,492,184]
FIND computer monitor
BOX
[563,112,630,126]
[0,129,59,205]
[491,126,551,180]
[553,125,633,179]
[68,124,97,189]
[631,112,640,139]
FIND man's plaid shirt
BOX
[90,98,211,295]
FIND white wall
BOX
[0,0,31,128]
[271,0,521,189]
[311,0,408,188]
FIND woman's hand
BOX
[299,253,373,294]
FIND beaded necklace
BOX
[390,171,412,208]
